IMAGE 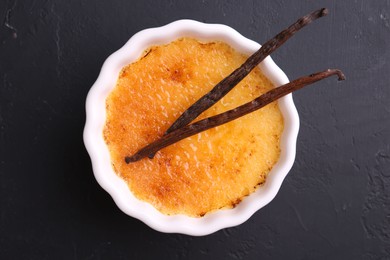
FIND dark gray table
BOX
[1,1,389,259]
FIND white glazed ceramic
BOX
[83,20,299,236]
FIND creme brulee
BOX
[104,38,284,217]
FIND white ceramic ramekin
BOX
[83,20,299,236]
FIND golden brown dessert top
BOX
[104,38,283,217]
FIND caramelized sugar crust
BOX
[104,38,284,217]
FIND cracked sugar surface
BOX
[104,38,284,217]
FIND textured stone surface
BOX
[1,0,389,259]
